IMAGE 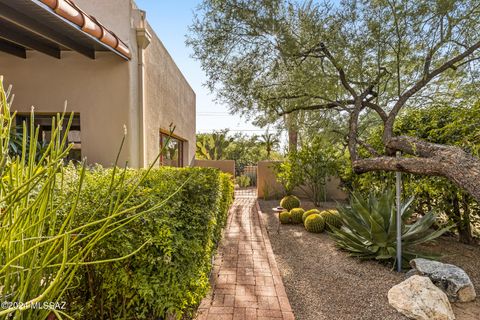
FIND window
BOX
[160,131,184,167]
[16,114,82,162]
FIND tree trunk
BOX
[459,196,473,244]
[285,113,298,153]
[289,129,298,153]
[353,135,480,202]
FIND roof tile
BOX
[40,0,131,59]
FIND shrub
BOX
[321,210,342,230]
[302,209,321,223]
[304,214,325,233]
[275,138,340,206]
[279,210,292,224]
[290,208,305,224]
[329,191,451,267]
[59,166,234,319]
[273,152,302,195]
[280,195,301,210]
[236,174,251,187]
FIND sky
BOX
[135,0,264,135]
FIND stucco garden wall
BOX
[195,159,235,177]
[257,160,348,201]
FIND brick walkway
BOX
[196,192,295,320]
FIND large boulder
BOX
[388,275,455,320]
[409,258,476,302]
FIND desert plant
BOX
[329,191,452,266]
[321,210,342,230]
[304,214,325,233]
[302,209,321,223]
[280,195,300,211]
[196,129,232,160]
[279,211,292,224]
[290,208,305,224]
[236,174,251,188]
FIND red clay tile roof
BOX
[40,0,131,59]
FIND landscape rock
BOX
[388,275,455,320]
[410,258,476,302]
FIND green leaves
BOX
[274,137,339,204]
[60,167,234,319]
[329,190,451,267]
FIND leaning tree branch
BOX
[353,157,443,175]
[354,135,480,202]
[386,135,457,158]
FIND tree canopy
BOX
[189,0,480,200]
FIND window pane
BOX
[15,114,81,162]
[160,133,183,167]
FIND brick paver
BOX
[196,192,295,320]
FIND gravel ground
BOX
[258,199,480,320]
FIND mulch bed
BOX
[258,199,480,320]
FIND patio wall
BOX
[195,159,235,176]
[257,160,348,201]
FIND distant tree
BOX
[259,129,280,158]
[195,130,281,172]
[196,129,232,160]
[189,0,480,201]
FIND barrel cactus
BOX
[304,214,325,233]
[290,208,305,224]
[279,211,292,224]
[321,210,342,230]
[280,195,301,211]
[302,209,321,223]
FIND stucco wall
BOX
[75,0,132,42]
[0,0,196,168]
[195,160,235,176]
[0,51,132,166]
[257,160,348,201]
[143,24,196,167]
[257,161,285,199]
[76,0,142,168]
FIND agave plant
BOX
[329,190,451,266]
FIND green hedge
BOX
[57,166,234,319]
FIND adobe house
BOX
[0,0,196,168]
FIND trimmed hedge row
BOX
[57,166,234,319]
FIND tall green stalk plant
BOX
[0,78,177,319]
